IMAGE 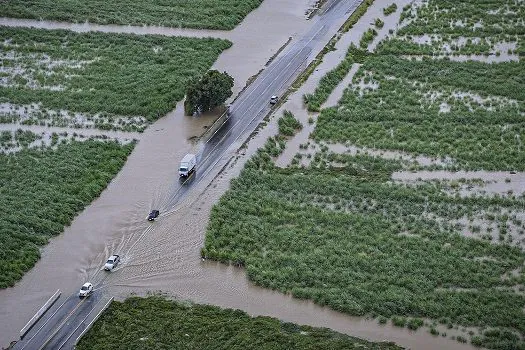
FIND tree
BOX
[184,70,234,115]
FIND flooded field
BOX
[1,0,521,349]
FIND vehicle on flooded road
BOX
[104,255,120,271]
[179,154,197,178]
[78,283,93,298]
[147,210,160,221]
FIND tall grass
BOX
[312,56,525,171]
[278,110,303,136]
[304,47,367,112]
[204,151,525,345]
[77,296,402,350]
[0,0,263,30]
[383,3,397,16]
[0,140,134,288]
[0,26,231,124]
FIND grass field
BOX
[311,0,525,171]
[77,296,402,350]
[0,0,262,30]
[0,26,231,130]
[0,139,134,288]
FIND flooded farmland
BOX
[1,0,519,348]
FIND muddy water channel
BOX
[0,1,475,349]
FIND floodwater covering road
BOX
[1,0,475,349]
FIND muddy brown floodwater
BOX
[0,0,475,349]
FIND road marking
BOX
[18,297,70,350]
[38,297,87,350]
[56,297,105,350]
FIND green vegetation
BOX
[0,26,231,128]
[290,0,373,92]
[0,129,43,151]
[77,296,402,350]
[204,151,525,339]
[313,0,525,171]
[303,47,368,112]
[278,111,302,136]
[184,70,234,116]
[383,3,397,16]
[0,0,262,30]
[0,139,134,288]
[341,0,375,33]
[375,18,384,29]
[202,0,525,348]
[382,0,524,56]
[312,57,525,170]
[360,28,378,49]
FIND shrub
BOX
[278,111,303,136]
[383,3,397,16]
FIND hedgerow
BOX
[0,139,134,288]
[0,0,262,30]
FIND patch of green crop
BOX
[278,110,303,136]
[383,3,397,16]
[360,28,378,49]
[312,55,525,171]
[0,26,231,127]
[0,139,134,288]
[379,0,524,57]
[303,46,368,112]
[204,150,525,335]
[0,0,262,30]
[77,296,402,350]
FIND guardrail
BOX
[20,289,61,338]
[74,296,114,348]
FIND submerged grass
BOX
[312,56,525,171]
[304,47,368,112]
[0,26,231,125]
[204,151,525,346]
[203,0,525,349]
[0,139,134,288]
[77,296,402,350]
[0,0,262,30]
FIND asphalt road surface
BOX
[11,0,363,348]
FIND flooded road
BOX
[0,0,476,349]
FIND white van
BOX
[179,154,196,177]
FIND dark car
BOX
[148,210,160,221]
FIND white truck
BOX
[179,154,196,177]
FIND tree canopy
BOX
[184,70,234,115]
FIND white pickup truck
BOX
[179,154,196,177]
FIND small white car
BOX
[104,255,120,271]
[79,282,93,298]
[270,95,278,105]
